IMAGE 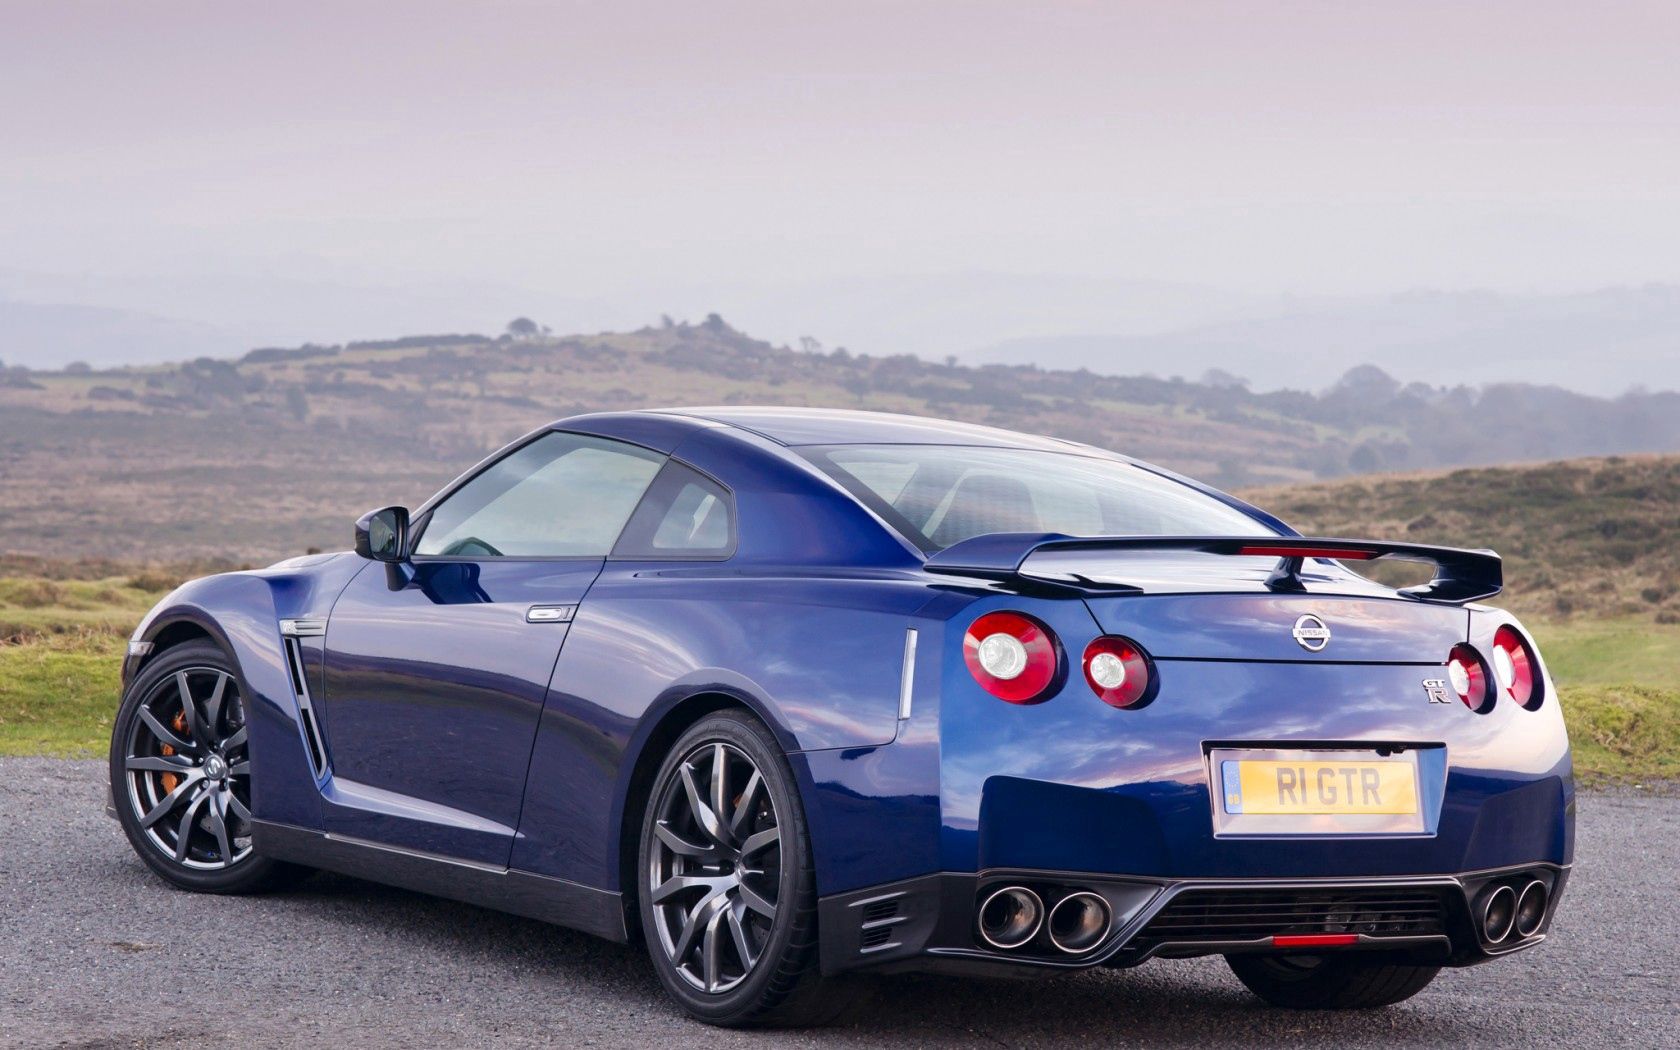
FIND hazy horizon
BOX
[5,2,1680,392]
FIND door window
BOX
[414,432,664,557]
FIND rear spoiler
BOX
[923,533,1503,604]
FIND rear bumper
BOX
[818,862,1569,977]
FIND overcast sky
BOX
[5,2,1680,315]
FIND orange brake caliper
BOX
[160,710,188,793]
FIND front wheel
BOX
[1226,953,1440,1009]
[109,640,305,894]
[637,711,854,1027]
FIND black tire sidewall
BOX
[1226,952,1439,1009]
[637,711,817,1025]
[109,639,280,893]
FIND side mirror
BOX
[354,506,410,562]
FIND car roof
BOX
[648,406,1090,451]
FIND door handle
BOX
[526,604,577,623]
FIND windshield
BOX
[802,444,1276,551]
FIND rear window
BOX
[802,444,1274,551]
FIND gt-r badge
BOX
[1291,613,1331,652]
[1422,678,1454,704]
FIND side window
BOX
[612,462,735,558]
[414,432,665,557]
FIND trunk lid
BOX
[1082,590,1468,663]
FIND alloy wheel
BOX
[123,667,254,870]
[647,741,783,994]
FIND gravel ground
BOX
[1,759,1674,1049]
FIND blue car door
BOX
[317,431,667,865]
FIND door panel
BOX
[314,430,669,866]
[319,559,600,864]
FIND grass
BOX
[1529,617,1680,687]
[1526,617,1680,785]
[0,567,175,757]
[0,632,124,757]
[0,573,178,644]
[1560,684,1680,783]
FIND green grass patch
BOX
[0,632,124,757]
[1529,617,1680,687]
[1559,684,1680,783]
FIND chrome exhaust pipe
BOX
[1480,884,1517,944]
[977,886,1043,950]
[1514,880,1548,938]
[1047,891,1112,954]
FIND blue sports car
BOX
[110,407,1572,1025]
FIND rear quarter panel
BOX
[509,566,942,888]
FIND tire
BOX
[109,639,307,894]
[1226,952,1440,1009]
[637,710,856,1027]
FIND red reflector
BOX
[1271,933,1359,948]
[1237,545,1378,561]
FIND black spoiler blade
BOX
[923,533,1503,604]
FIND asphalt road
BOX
[1,759,1674,1050]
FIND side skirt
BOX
[252,819,627,943]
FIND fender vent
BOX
[279,621,330,778]
[1134,887,1447,950]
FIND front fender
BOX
[125,553,367,831]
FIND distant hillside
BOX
[2,318,1679,562]
[1243,455,1680,622]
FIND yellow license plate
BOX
[1220,759,1418,815]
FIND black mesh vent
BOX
[861,899,899,924]
[861,925,895,949]
[1134,887,1447,949]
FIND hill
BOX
[1241,455,1680,623]
[3,317,1679,562]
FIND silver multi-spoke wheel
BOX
[122,666,253,870]
[647,741,783,994]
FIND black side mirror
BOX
[355,506,410,562]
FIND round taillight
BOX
[1082,636,1155,709]
[963,611,1060,704]
[1491,625,1541,709]
[1448,643,1492,712]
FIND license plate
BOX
[1220,758,1418,815]
[1208,747,1429,837]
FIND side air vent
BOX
[279,619,331,778]
[852,893,907,954]
[861,899,900,924]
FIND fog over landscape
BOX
[5,2,1680,395]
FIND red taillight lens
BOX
[963,611,1060,704]
[1082,636,1155,709]
[1491,625,1541,709]
[1447,643,1492,712]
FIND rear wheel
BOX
[637,711,854,1027]
[1226,953,1439,1009]
[109,640,305,893]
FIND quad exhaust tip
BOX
[1480,884,1517,943]
[1514,880,1548,939]
[1048,891,1113,954]
[977,886,1043,950]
